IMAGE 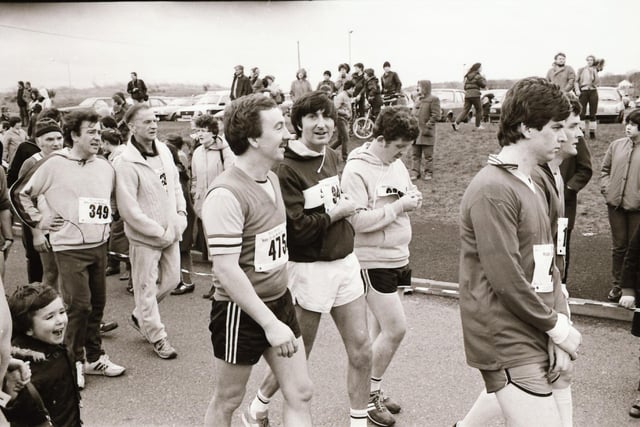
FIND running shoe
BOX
[85,354,126,377]
[380,390,401,414]
[153,337,178,359]
[451,122,459,131]
[368,390,395,426]
[608,286,622,303]
[241,406,270,427]
[99,321,119,334]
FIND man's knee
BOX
[213,385,246,413]
[283,376,314,406]
[346,335,372,367]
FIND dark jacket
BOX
[463,71,487,98]
[7,139,40,188]
[559,136,592,229]
[230,74,252,100]
[381,71,402,96]
[2,335,82,427]
[275,140,355,262]
[17,88,27,107]
[351,73,366,98]
[127,79,148,102]
[416,80,441,146]
[365,76,383,108]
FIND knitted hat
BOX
[35,119,62,138]
[383,61,391,68]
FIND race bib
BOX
[155,167,168,192]
[254,222,288,272]
[302,175,341,213]
[532,244,554,293]
[557,217,568,255]
[78,197,111,224]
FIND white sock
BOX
[249,389,270,418]
[370,376,382,393]
[553,386,573,427]
[350,408,367,427]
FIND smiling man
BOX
[114,104,187,360]
[12,108,125,389]
[458,78,581,427]
[201,94,312,427]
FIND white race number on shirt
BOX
[254,222,288,272]
[532,244,554,293]
[78,197,111,224]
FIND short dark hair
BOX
[373,106,419,142]
[9,116,21,127]
[554,52,566,60]
[224,94,278,156]
[124,103,152,124]
[343,80,355,91]
[194,114,220,135]
[39,108,62,124]
[338,63,350,73]
[131,71,137,77]
[626,109,640,129]
[100,115,118,129]
[1,121,10,131]
[101,128,123,145]
[290,91,337,138]
[63,108,99,147]
[354,62,364,70]
[497,77,570,147]
[9,283,61,336]
[323,70,332,78]
[383,61,391,68]
[566,94,582,116]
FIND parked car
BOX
[154,96,199,121]
[596,86,625,123]
[58,97,120,117]
[431,89,469,122]
[483,89,509,123]
[176,91,230,122]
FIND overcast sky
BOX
[1,0,638,93]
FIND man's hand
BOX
[328,195,356,223]
[556,325,582,360]
[263,319,298,358]
[395,192,422,213]
[3,359,31,400]
[37,214,64,232]
[620,295,636,309]
[0,239,12,255]
[547,340,573,374]
[32,231,51,253]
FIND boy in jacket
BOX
[412,80,441,181]
[458,78,581,426]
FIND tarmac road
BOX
[0,236,637,426]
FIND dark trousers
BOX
[455,96,482,127]
[607,205,640,287]
[18,105,29,127]
[330,116,350,160]
[56,243,107,363]
[21,224,43,283]
[579,89,598,122]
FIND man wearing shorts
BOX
[341,106,421,423]
[201,94,312,427]
[245,91,386,427]
[459,78,582,427]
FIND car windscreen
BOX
[598,89,620,101]
[432,91,455,102]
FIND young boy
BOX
[341,106,422,419]
[331,80,355,161]
[2,283,81,426]
[458,77,581,427]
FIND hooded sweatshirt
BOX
[341,142,414,268]
[191,135,235,217]
[11,148,114,251]
[275,139,354,262]
[416,80,441,145]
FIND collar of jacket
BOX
[129,135,158,159]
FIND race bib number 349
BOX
[78,197,111,224]
[254,223,288,272]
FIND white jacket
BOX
[191,136,235,217]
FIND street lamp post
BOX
[297,40,301,70]
[348,30,353,65]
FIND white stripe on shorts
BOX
[360,269,371,296]
[225,302,241,364]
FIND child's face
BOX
[27,297,68,345]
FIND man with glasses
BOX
[12,109,126,389]
[114,104,187,360]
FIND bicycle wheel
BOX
[353,117,374,140]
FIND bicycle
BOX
[352,94,399,140]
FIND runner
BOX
[245,91,388,427]
[201,94,312,427]
[341,105,421,420]
[458,78,581,427]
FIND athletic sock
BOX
[553,386,573,427]
[350,408,368,427]
[370,376,382,393]
[249,389,271,418]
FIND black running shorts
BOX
[361,265,412,294]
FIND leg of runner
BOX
[457,389,502,426]
[204,360,252,427]
[495,384,562,427]
[263,336,313,426]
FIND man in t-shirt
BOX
[201,94,311,427]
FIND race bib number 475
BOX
[254,222,288,272]
[78,197,111,224]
